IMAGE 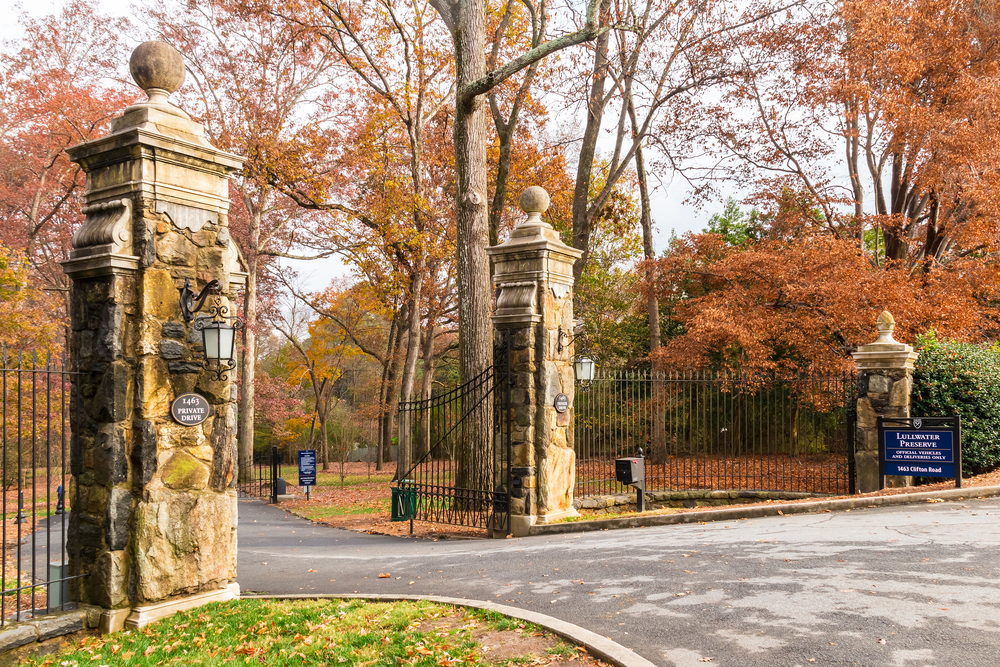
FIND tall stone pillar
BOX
[851,311,919,493]
[62,42,246,632]
[486,187,582,537]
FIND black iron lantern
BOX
[179,278,244,381]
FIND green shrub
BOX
[912,332,1000,475]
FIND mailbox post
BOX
[615,449,646,512]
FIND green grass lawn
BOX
[275,466,393,488]
[25,598,592,666]
[294,499,392,521]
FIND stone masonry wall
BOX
[69,194,239,610]
[855,369,911,491]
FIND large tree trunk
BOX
[453,10,492,385]
[237,204,261,483]
[451,1,494,493]
[571,11,610,287]
[384,312,405,469]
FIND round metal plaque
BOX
[170,393,212,426]
[554,393,570,413]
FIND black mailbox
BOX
[615,457,644,486]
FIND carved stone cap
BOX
[875,310,896,344]
[852,310,919,370]
[488,186,583,263]
[111,41,206,137]
[520,186,550,216]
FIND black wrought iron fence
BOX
[575,369,857,497]
[395,333,512,533]
[237,445,279,503]
[1,349,83,626]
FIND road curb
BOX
[529,485,1000,536]
[242,593,657,667]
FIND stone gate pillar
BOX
[851,311,919,493]
[62,42,246,632]
[486,187,582,537]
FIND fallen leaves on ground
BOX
[22,599,614,666]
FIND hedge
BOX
[911,332,1000,475]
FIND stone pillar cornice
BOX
[851,309,919,370]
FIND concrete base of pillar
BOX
[499,514,535,538]
[124,583,240,630]
[100,608,131,634]
[856,451,880,493]
[535,507,580,525]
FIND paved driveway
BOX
[237,496,1000,666]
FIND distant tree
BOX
[0,0,133,298]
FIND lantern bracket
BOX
[180,278,221,323]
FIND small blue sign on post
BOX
[298,449,316,499]
[878,416,961,489]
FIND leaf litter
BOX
[24,598,613,666]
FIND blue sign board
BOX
[298,449,317,487]
[878,416,961,489]
[883,429,954,478]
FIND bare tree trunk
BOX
[385,313,405,469]
[237,205,261,483]
[418,319,437,460]
[376,313,400,472]
[450,0,493,493]
[453,16,493,386]
[571,7,610,286]
[396,275,423,479]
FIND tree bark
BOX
[396,271,423,479]
[571,7,610,286]
[237,201,261,483]
[376,312,400,472]
[418,319,437,460]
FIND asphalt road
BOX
[237,496,1000,667]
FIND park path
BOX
[237,496,1000,666]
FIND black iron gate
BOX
[237,445,280,503]
[1,349,83,625]
[395,332,513,533]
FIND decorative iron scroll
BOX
[72,197,132,253]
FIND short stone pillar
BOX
[851,311,919,492]
[486,187,582,536]
[62,42,246,632]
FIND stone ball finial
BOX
[876,310,895,333]
[519,186,550,215]
[129,41,185,96]
[874,310,898,344]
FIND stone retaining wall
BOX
[574,489,830,515]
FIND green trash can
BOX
[391,482,416,521]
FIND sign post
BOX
[878,416,962,489]
[298,449,316,500]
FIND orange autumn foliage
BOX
[643,212,997,375]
